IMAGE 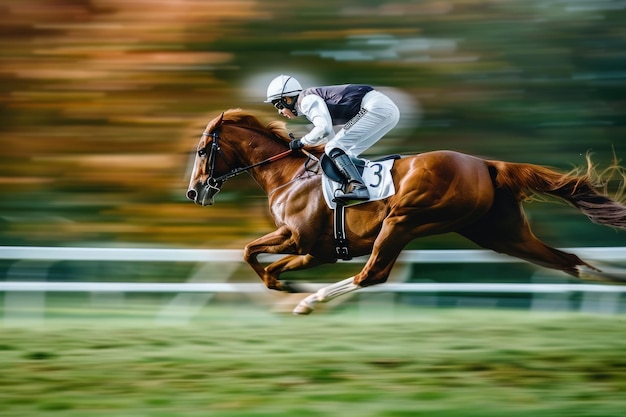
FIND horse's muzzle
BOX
[186,183,219,206]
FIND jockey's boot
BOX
[329,148,370,202]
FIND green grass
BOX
[1,305,626,417]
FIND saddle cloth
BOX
[321,158,396,209]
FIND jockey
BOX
[265,74,400,202]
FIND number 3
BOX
[369,163,383,188]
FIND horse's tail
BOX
[488,156,626,230]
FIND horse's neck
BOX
[252,156,304,196]
[229,127,303,195]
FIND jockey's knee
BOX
[326,145,350,158]
[328,147,344,158]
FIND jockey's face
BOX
[274,96,296,119]
[279,107,296,119]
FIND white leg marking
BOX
[293,277,360,315]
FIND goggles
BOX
[272,99,286,110]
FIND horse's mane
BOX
[207,108,291,144]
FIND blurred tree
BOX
[0,0,624,250]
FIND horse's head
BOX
[186,112,233,206]
[186,109,293,206]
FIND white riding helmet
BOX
[265,75,302,103]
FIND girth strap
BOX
[333,201,351,261]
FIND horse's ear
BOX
[215,112,225,128]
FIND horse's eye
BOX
[198,149,207,157]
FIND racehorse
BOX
[187,109,626,314]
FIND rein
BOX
[201,129,295,189]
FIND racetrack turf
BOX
[1,305,625,417]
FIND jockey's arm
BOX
[299,95,334,147]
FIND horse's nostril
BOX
[186,189,197,201]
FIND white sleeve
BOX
[299,95,334,146]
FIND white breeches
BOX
[325,90,400,157]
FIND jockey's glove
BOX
[289,138,304,152]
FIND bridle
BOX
[199,127,293,197]
[200,130,228,198]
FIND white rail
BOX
[1,281,626,294]
[0,246,624,294]
[1,246,625,320]
[1,245,625,263]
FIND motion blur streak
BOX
[0,0,624,249]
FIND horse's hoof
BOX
[292,299,315,315]
[292,305,313,315]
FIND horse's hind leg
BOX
[292,276,361,314]
[293,216,417,315]
[459,189,594,277]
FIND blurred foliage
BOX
[1,0,625,248]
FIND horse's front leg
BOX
[265,254,337,292]
[243,226,300,291]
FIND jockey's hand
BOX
[289,138,304,152]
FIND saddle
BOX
[318,154,401,260]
